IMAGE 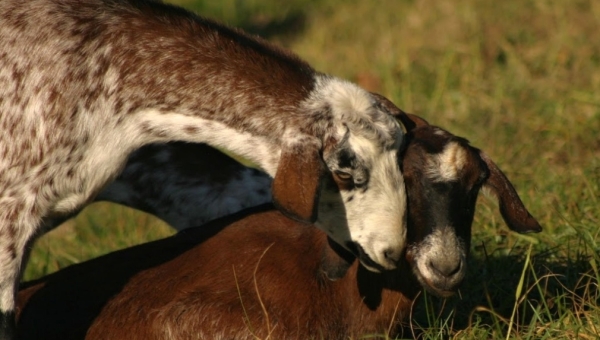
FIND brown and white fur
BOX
[50,143,275,232]
[15,118,541,339]
[0,0,411,333]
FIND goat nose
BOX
[428,258,462,278]
[383,247,402,263]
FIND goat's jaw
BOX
[314,222,403,272]
[345,241,395,273]
[314,202,406,272]
[315,153,407,272]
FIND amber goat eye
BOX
[334,171,353,181]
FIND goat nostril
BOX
[383,248,400,262]
[428,259,462,278]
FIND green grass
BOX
[25,203,173,281]
[24,0,600,338]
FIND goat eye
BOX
[334,170,353,181]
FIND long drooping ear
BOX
[480,151,542,234]
[369,92,429,131]
[271,138,325,223]
[320,237,356,281]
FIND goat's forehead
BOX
[402,126,491,191]
[429,142,468,180]
[308,75,373,114]
[345,117,402,150]
[344,130,400,163]
[307,75,403,149]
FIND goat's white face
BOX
[305,77,407,272]
[317,132,406,271]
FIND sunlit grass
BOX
[24,203,173,281]
[24,0,600,338]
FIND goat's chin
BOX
[345,241,396,272]
[421,282,458,298]
[406,251,462,298]
[410,267,461,298]
[358,261,382,273]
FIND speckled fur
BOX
[0,0,408,331]
[96,143,273,230]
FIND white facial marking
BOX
[426,142,467,182]
[315,78,374,119]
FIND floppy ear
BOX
[271,139,325,223]
[369,92,429,131]
[480,151,542,234]
[397,113,430,131]
[320,237,356,281]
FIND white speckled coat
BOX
[0,0,410,334]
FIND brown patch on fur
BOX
[15,282,45,321]
[7,245,17,261]
[272,141,324,223]
[183,125,198,135]
[16,208,419,340]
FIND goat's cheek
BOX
[314,191,352,243]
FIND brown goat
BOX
[16,123,541,340]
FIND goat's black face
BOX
[401,126,489,297]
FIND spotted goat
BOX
[0,0,410,335]
[16,115,541,339]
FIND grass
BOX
[26,203,173,280]
[23,0,600,338]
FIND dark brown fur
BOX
[17,207,417,340]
